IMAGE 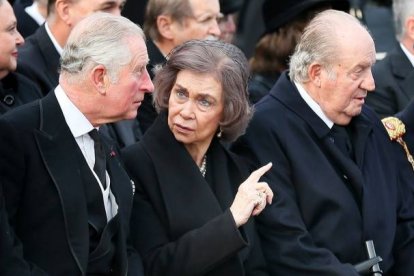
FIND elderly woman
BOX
[122,40,272,275]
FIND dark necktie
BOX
[89,129,107,188]
[330,125,353,160]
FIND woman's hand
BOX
[230,162,274,227]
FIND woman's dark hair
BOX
[153,39,253,142]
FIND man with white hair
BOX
[233,9,414,275]
[138,0,222,133]
[366,0,414,118]
[0,12,153,275]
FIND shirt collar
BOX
[294,81,334,129]
[45,22,63,55]
[24,2,46,25]
[54,85,94,138]
[400,43,414,68]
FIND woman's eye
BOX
[176,91,188,100]
[198,98,212,107]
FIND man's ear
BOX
[308,62,322,88]
[55,0,72,26]
[91,65,108,95]
[157,15,176,40]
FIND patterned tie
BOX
[89,129,107,188]
[330,125,353,160]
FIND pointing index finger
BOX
[248,162,272,182]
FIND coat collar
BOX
[141,112,245,235]
[271,72,374,201]
[388,45,414,79]
[34,24,60,87]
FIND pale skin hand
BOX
[230,162,274,227]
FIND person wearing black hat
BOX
[248,0,350,104]
[0,0,41,115]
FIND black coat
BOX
[0,92,143,275]
[232,71,414,275]
[13,0,41,38]
[0,184,47,276]
[248,73,280,104]
[366,45,414,118]
[0,72,42,115]
[17,24,60,96]
[122,113,268,276]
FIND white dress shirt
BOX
[24,2,45,26]
[294,81,334,129]
[55,85,118,221]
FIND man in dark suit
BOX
[365,0,414,118]
[139,0,222,133]
[232,10,414,275]
[0,13,154,275]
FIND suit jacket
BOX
[0,92,143,275]
[366,44,414,118]
[0,72,42,115]
[137,39,166,133]
[13,0,41,38]
[17,24,60,96]
[0,184,47,276]
[122,113,268,276]
[232,71,414,275]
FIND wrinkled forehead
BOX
[188,0,220,16]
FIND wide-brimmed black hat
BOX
[263,0,350,35]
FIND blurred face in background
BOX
[65,0,126,27]
[0,1,24,79]
[218,13,237,43]
[170,0,221,46]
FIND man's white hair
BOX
[60,12,145,83]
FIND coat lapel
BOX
[390,46,414,101]
[34,93,89,274]
[36,25,60,88]
[273,72,368,203]
[142,114,225,237]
